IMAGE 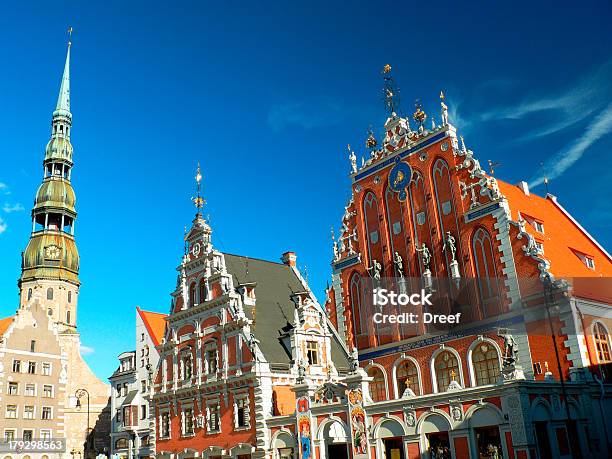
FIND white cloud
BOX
[0,183,6,190]
[80,344,95,355]
[267,100,346,131]
[2,203,24,213]
[0,217,7,234]
[530,102,612,187]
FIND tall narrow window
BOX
[396,360,420,396]
[434,351,459,392]
[189,282,196,307]
[28,288,32,300]
[30,340,36,352]
[350,273,364,336]
[198,278,208,303]
[472,228,500,317]
[68,291,72,303]
[66,310,71,324]
[363,191,383,265]
[594,322,611,363]
[306,341,319,365]
[47,288,54,300]
[472,342,500,385]
[367,367,387,402]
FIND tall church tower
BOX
[19,38,79,332]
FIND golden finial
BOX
[382,63,392,74]
[413,100,427,124]
[191,162,205,211]
[440,90,445,101]
[450,369,457,381]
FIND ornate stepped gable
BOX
[153,173,350,457]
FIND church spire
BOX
[54,27,72,120]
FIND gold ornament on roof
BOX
[413,101,427,124]
[365,128,377,150]
[382,64,392,74]
[440,90,445,101]
[191,162,206,211]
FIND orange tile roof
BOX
[0,316,14,336]
[500,180,612,281]
[137,307,167,347]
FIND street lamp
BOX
[75,388,91,456]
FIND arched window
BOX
[115,438,128,449]
[472,342,500,385]
[27,288,32,300]
[68,291,72,303]
[198,278,208,303]
[363,191,382,265]
[396,360,420,396]
[189,282,196,307]
[47,288,54,300]
[594,322,612,363]
[367,367,386,402]
[472,228,500,317]
[350,273,364,336]
[66,310,71,324]
[434,351,459,392]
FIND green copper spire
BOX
[20,35,79,287]
[54,36,71,119]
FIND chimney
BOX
[281,251,297,268]
[516,181,530,196]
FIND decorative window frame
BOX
[41,406,53,420]
[205,399,221,434]
[364,362,390,401]
[233,392,251,430]
[203,340,219,376]
[23,405,36,420]
[5,404,18,419]
[430,346,465,393]
[180,402,195,437]
[466,337,503,387]
[592,320,612,364]
[158,408,171,439]
[391,355,423,397]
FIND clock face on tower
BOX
[45,245,61,260]
[191,242,201,257]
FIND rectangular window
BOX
[12,359,21,373]
[535,241,544,254]
[28,361,36,374]
[116,409,122,424]
[8,382,18,395]
[116,384,122,397]
[25,384,36,396]
[533,361,543,375]
[306,341,319,365]
[161,412,170,438]
[182,408,194,435]
[42,406,52,420]
[23,430,33,441]
[5,405,17,419]
[40,429,52,440]
[534,221,544,233]
[43,385,53,398]
[141,405,147,420]
[24,406,34,419]
[42,362,51,376]
[586,257,595,269]
[141,380,147,393]
[207,404,220,433]
[235,397,250,428]
[123,406,131,426]
[30,340,36,352]
[4,430,16,441]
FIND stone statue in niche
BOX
[443,231,457,262]
[416,243,432,270]
[393,251,404,277]
[367,259,382,285]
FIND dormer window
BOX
[572,249,596,270]
[306,341,319,366]
[586,256,595,269]
[534,221,544,233]
[535,241,544,254]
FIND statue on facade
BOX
[348,144,358,174]
[442,231,457,262]
[350,347,360,374]
[498,330,519,366]
[440,91,449,126]
[297,360,307,383]
[393,251,404,278]
[367,259,382,285]
[416,243,432,270]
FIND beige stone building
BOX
[0,38,110,458]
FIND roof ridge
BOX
[222,252,287,267]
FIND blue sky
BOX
[0,1,611,379]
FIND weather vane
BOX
[381,64,400,114]
[67,26,73,46]
[413,99,427,126]
[488,159,501,176]
[191,162,205,212]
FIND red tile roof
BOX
[136,307,167,347]
[0,316,14,336]
[500,181,611,278]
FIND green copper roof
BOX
[53,43,71,119]
[21,232,80,285]
[33,179,76,214]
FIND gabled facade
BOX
[109,308,167,459]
